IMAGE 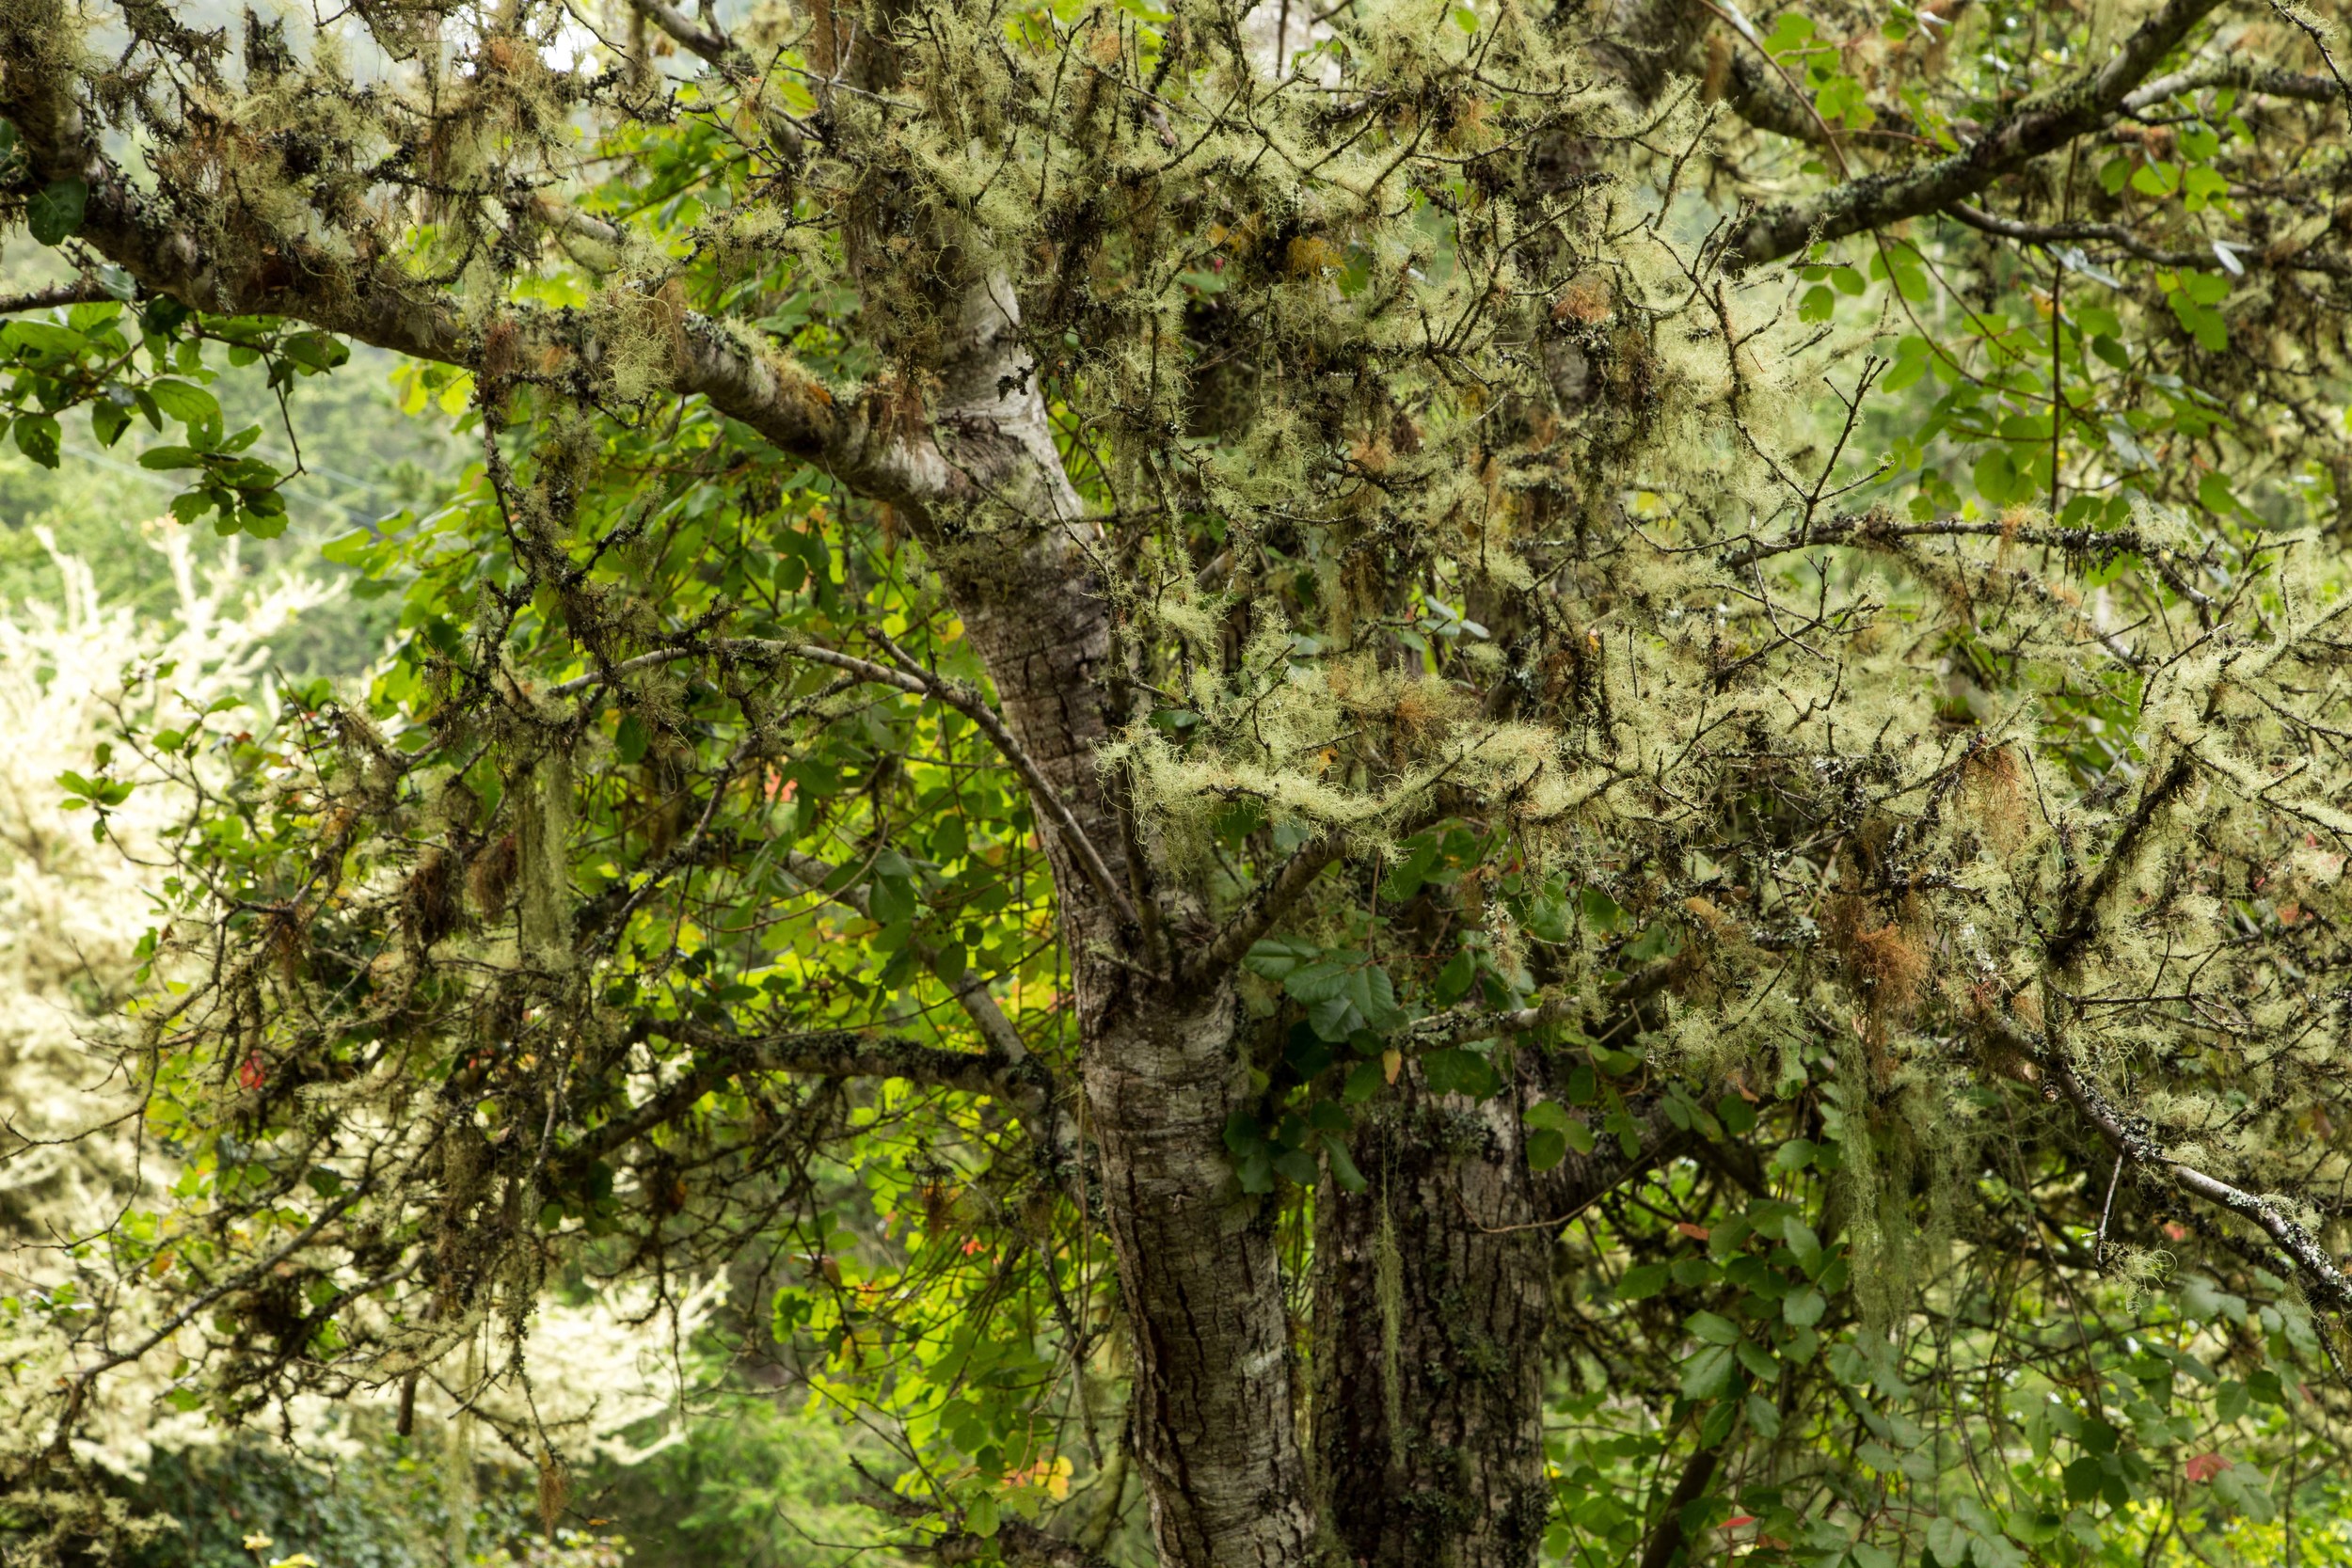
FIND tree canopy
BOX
[5,0,2352,1565]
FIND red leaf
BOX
[1720,1516,1757,1529]
[237,1053,266,1091]
[1676,1222,1711,1242]
[2185,1453,2227,1483]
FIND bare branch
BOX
[2122,61,2345,111]
[0,281,116,316]
[672,1022,1040,1101]
[2039,1042,2352,1313]
[622,0,809,156]
[627,0,733,65]
[1948,201,2352,278]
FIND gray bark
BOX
[1312,1083,1553,1568]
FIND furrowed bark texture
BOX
[1313,1085,1688,1568]
[1090,990,1322,1566]
[1312,1086,1552,1568]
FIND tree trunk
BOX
[1088,989,1323,1566]
[1312,1082,1553,1568]
[927,384,1323,1561]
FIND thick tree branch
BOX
[1636,1433,1727,1568]
[2122,61,2344,111]
[1405,953,1689,1053]
[628,0,733,65]
[2044,752,2193,969]
[623,0,809,156]
[677,1023,1040,1100]
[1190,800,1461,983]
[1730,0,2229,265]
[1717,510,2218,611]
[0,10,940,509]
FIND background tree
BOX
[3,0,2352,1566]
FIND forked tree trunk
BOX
[945,520,1583,1568]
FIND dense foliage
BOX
[5,0,2352,1564]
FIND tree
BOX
[3,0,2351,1565]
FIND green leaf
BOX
[1972,448,2019,507]
[90,399,131,448]
[1274,1147,1320,1185]
[1222,1110,1264,1156]
[147,378,221,434]
[8,320,86,358]
[1686,1311,1740,1346]
[1434,944,1476,1004]
[2209,1460,2275,1523]
[1925,1516,1972,1568]
[27,179,87,245]
[1782,1288,1826,1327]
[12,412,58,468]
[1422,1047,1501,1099]
[1616,1263,1669,1300]
[1622,923,1677,962]
[2196,469,2240,518]
[1679,1343,1739,1401]
[1244,936,1321,981]
[1781,1215,1823,1275]
[1322,1136,1367,1193]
